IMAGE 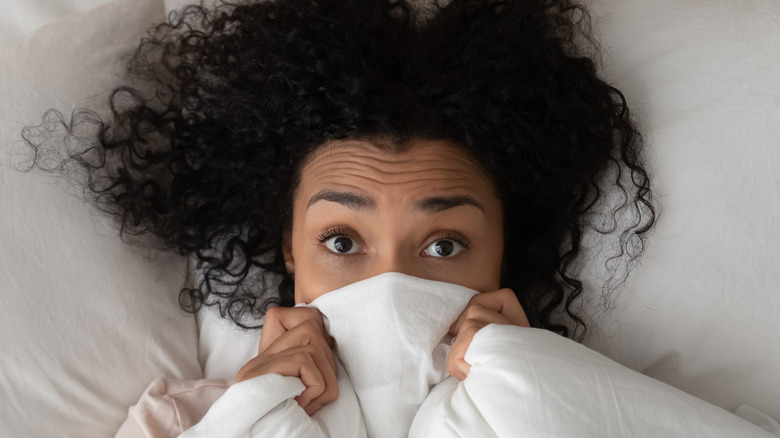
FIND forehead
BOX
[298,138,496,198]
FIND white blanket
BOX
[180,273,774,437]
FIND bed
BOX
[0,0,778,436]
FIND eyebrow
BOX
[307,189,376,211]
[307,189,484,214]
[413,195,485,214]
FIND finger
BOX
[266,316,336,373]
[235,343,337,415]
[252,316,339,414]
[262,319,338,376]
[288,348,327,410]
[449,303,513,337]
[260,307,334,354]
[449,288,528,335]
[236,345,327,406]
[235,354,265,383]
[259,307,334,354]
[447,318,488,380]
[259,330,338,413]
[304,344,339,415]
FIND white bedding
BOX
[182,274,775,437]
[0,0,117,45]
[0,1,201,437]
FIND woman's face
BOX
[285,137,504,304]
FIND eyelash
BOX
[429,232,471,251]
[315,227,471,253]
[316,226,352,244]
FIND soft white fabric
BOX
[181,363,366,438]
[165,0,219,16]
[312,273,477,438]
[182,273,775,437]
[115,378,231,438]
[0,0,119,45]
[737,406,780,437]
[0,1,201,437]
[412,326,776,437]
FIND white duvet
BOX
[180,273,774,438]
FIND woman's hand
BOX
[447,288,530,381]
[235,306,338,416]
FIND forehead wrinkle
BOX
[311,173,484,190]
[353,163,486,181]
[305,158,489,192]
[307,161,490,190]
[314,142,485,169]
[300,139,499,206]
[324,150,485,175]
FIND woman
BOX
[24,0,655,431]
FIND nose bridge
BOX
[371,243,418,278]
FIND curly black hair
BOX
[23,0,655,339]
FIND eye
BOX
[322,235,361,255]
[422,239,465,258]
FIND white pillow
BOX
[0,0,202,437]
[582,0,780,422]
[0,0,118,45]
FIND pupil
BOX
[435,240,454,256]
[334,237,353,253]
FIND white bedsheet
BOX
[181,274,775,438]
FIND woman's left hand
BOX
[447,288,530,380]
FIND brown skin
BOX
[236,138,529,415]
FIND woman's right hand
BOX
[235,306,338,416]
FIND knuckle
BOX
[299,343,318,356]
[298,318,322,336]
[265,306,284,320]
[464,304,485,319]
[501,288,519,301]
[462,315,482,328]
